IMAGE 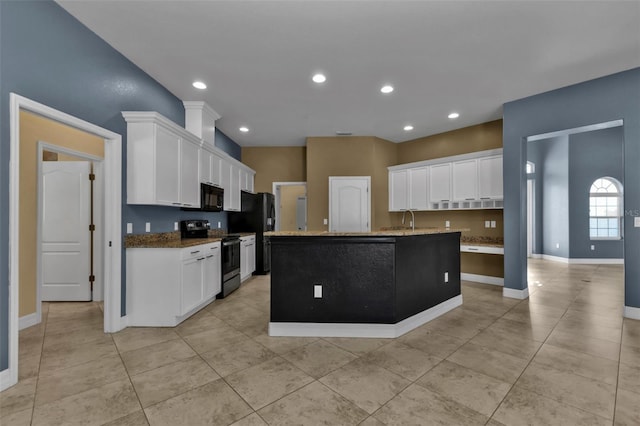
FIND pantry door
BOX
[329,176,371,232]
[41,161,92,301]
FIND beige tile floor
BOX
[2,259,639,425]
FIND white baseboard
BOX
[269,295,463,339]
[19,313,39,330]
[540,254,623,265]
[530,254,543,259]
[0,367,17,392]
[624,305,640,320]
[461,273,504,286]
[503,287,529,299]
[568,258,624,265]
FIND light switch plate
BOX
[591,245,595,250]
[445,220,450,228]
[444,272,449,283]
[126,223,133,234]
[323,218,328,225]
[218,221,221,228]
[314,285,322,298]
[485,220,490,228]
[490,220,496,228]
[635,217,640,227]
[145,222,151,233]
[174,222,179,231]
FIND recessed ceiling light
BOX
[312,73,326,83]
[403,125,414,131]
[380,85,394,94]
[239,126,249,133]
[448,112,460,119]
[192,81,207,90]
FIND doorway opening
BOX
[4,93,123,392]
[272,182,307,231]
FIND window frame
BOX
[589,177,623,241]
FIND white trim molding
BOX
[541,254,569,264]
[624,305,640,320]
[269,295,463,338]
[4,93,124,392]
[18,313,38,330]
[461,273,504,286]
[503,287,529,300]
[541,254,623,265]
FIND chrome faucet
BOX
[401,209,416,231]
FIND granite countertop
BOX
[125,231,255,249]
[265,228,470,237]
[460,236,504,248]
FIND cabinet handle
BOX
[183,204,192,207]
[467,247,479,251]
[197,257,205,261]
[206,255,214,259]
[465,198,475,201]
[441,199,449,202]
[190,250,200,254]
[480,197,491,200]
[172,202,181,205]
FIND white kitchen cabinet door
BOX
[452,159,478,201]
[408,167,428,210]
[229,164,241,211]
[203,243,221,299]
[181,256,204,315]
[478,155,503,199]
[389,170,408,211]
[240,236,256,282]
[210,154,222,187]
[199,149,213,184]
[221,160,232,210]
[429,163,452,203]
[180,140,200,207]
[155,125,181,206]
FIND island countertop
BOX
[265,227,469,237]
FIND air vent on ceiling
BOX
[335,131,353,136]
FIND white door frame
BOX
[328,176,371,232]
[272,181,307,232]
[37,143,104,315]
[3,93,123,392]
[527,178,534,258]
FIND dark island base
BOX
[269,232,462,338]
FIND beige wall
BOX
[19,111,104,316]
[241,147,306,193]
[306,136,398,231]
[397,119,503,164]
[279,185,306,231]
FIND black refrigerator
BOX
[228,191,275,275]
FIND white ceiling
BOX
[56,0,640,147]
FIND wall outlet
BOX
[444,272,449,283]
[145,222,151,233]
[410,220,413,227]
[218,221,221,229]
[174,222,179,231]
[635,217,640,227]
[126,223,133,234]
[323,218,328,225]
[314,284,322,298]
[490,220,496,228]
[485,220,490,228]
[445,220,450,228]
[590,245,595,251]
[556,243,560,249]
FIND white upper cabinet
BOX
[199,149,223,187]
[389,170,408,211]
[429,163,452,203]
[123,112,202,207]
[452,159,478,201]
[478,155,503,199]
[388,149,503,211]
[180,139,200,207]
[408,167,428,210]
[240,168,256,193]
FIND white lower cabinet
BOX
[127,241,221,326]
[240,235,256,282]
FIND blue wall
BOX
[0,1,240,371]
[503,68,640,310]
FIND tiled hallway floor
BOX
[2,260,639,425]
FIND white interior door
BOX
[41,161,92,301]
[329,176,371,232]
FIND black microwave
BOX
[183,183,224,212]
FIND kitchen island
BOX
[266,229,465,338]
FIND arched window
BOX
[589,177,622,240]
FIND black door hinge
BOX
[89,224,95,231]
[89,173,95,181]
[89,275,95,282]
